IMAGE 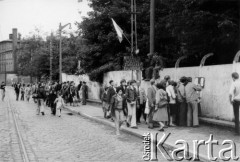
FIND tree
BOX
[77,0,239,80]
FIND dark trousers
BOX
[82,96,86,105]
[148,106,155,128]
[137,102,146,122]
[178,102,187,126]
[233,101,240,135]
[51,103,56,115]
[21,93,24,101]
[16,93,19,101]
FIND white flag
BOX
[111,18,123,43]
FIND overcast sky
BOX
[0,0,92,41]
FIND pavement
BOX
[2,87,180,162]
[64,102,240,162]
[2,87,239,162]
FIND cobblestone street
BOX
[0,88,153,162]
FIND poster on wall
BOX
[194,77,205,88]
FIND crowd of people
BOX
[100,76,203,135]
[11,81,88,117]
[0,72,239,136]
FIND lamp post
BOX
[59,23,71,83]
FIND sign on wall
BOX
[194,77,205,88]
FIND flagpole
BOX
[122,32,131,46]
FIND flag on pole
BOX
[111,18,123,43]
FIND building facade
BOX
[0,28,20,84]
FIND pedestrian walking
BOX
[25,84,31,102]
[36,83,46,115]
[14,83,20,101]
[20,84,25,101]
[126,80,138,129]
[101,86,109,118]
[54,92,65,117]
[110,87,126,135]
[0,81,6,101]
[153,83,169,131]
[49,89,57,115]
[185,77,202,127]
[229,72,240,135]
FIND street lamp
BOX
[59,23,71,83]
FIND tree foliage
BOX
[18,32,80,81]
[77,0,239,82]
[18,0,240,82]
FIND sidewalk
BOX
[64,103,240,162]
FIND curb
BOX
[63,106,211,162]
[88,99,235,130]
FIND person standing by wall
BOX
[136,80,147,124]
[126,80,138,129]
[153,83,169,131]
[81,81,88,105]
[185,77,202,127]
[0,82,6,101]
[229,72,240,136]
[177,77,187,126]
[166,80,177,126]
[147,79,156,129]
[77,81,82,101]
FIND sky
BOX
[0,0,92,41]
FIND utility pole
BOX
[50,32,53,82]
[30,49,32,83]
[239,0,240,49]
[150,0,155,56]
[131,0,134,56]
[134,0,137,52]
[59,23,71,83]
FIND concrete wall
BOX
[158,64,238,121]
[62,73,101,100]
[62,64,240,122]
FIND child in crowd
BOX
[54,92,65,117]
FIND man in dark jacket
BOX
[107,80,116,118]
[14,83,20,101]
[36,84,46,115]
[118,79,127,116]
[125,80,138,128]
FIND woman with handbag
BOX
[153,83,169,131]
